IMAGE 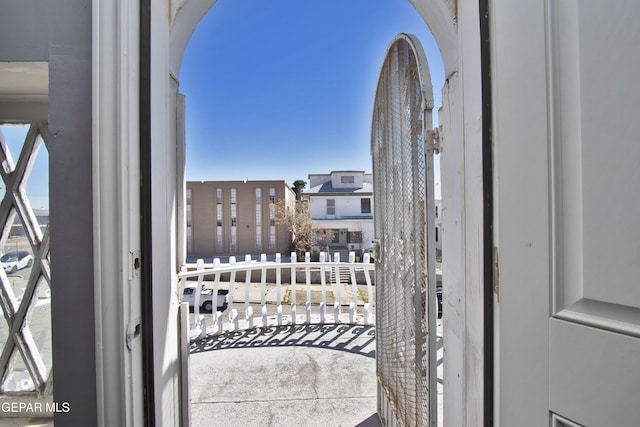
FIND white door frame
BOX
[92,0,145,425]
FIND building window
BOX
[216,229,223,251]
[256,191,262,250]
[230,227,237,252]
[435,227,439,243]
[269,205,275,226]
[341,175,355,184]
[216,205,222,227]
[230,188,237,204]
[269,228,276,251]
[269,187,276,203]
[186,224,193,253]
[327,199,335,215]
[348,231,363,243]
[255,230,262,251]
[256,205,262,225]
[216,188,224,249]
[231,204,237,227]
[186,189,192,227]
[435,205,438,218]
[361,198,371,214]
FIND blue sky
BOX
[180,0,444,194]
[0,124,49,210]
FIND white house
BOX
[304,171,374,254]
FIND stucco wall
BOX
[188,181,294,257]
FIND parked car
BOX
[182,284,228,312]
[1,251,33,274]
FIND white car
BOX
[1,251,34,274]
[182,284,228,312]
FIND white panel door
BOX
[493,1,640,425]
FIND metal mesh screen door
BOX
[371,34,438,427]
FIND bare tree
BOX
[271,199,334,258]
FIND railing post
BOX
[262,306,268,328]
[228,256,236,316]
[333,253,341,323]
[363,253,373,325]
[349,251,358,323]
[260,253,267,306]
[216,311,223,335]
[305,252,311,324]
[194,258,205,329]
[319,252,326,323]
[290,252,297,325]
[212,257,222,335]
[229,308,239,331]
[349,302,356,324]
[212,258,221,325]
[244,254,251,319]
[260,253,268,327]
[247,306,254,329]
[275,253,282,326]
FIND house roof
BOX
[305,181,373,195]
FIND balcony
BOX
[180,252,443,426]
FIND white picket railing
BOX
[178,252,375,340]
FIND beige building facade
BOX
[186,181,295,258]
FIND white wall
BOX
[309,195,373,219]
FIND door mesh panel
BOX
[371,35,436,427]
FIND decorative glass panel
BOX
[0,123,52,398]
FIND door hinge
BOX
[493,246,499,303]
[425,127,442,155]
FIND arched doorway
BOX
[163,1,483,426]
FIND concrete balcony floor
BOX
[190,323,444,426]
